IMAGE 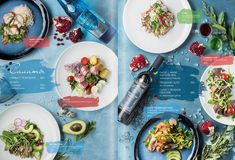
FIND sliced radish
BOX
[8,123,16,131]
[20,119,27,127]
[14,118,22,127]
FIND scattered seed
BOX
[67,111,76,118]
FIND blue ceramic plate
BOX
[134,112,199,160]
[0,0,50,60]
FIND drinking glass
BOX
[0,77,16,103]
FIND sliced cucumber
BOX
[33,151,41,160]
[22,124,34,133]
[166,150,181,160]
[32,129,40,141]
[33,144,44,151]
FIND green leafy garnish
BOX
[202,0,235,51]
[54,153,69,160]
[76,121,96,141]
[70,81,77,91]
[201,126,235,160]
[85,74,100,84]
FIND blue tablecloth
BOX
[0,0,235,160]
[118,0,235,160]
[0,0,118,160]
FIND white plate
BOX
[55,41,118,111]
[123,0,192,53]
[199,62,235,125]
[0,103,61,160]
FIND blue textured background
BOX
[0,0,118,160]
[118,0,235,160]
[0,0,235,160]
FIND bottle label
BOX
[119,82,148,114]
[78,9,108,38]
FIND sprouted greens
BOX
[206,68,235,117]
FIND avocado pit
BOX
[70,123,82,132]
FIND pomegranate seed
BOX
[69,28,84,43]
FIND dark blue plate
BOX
[134,112,199,160]
[0,0,50,60]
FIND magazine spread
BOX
[0,0,235,160]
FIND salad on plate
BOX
[0,5,34,44]
[0,118,44,160]
[144,118,193,159]
[141,0,175,37]
[64,55,110,96]
[206,68,235,117]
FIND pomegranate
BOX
[69,28,84,43]
[53,16,73,34]
[199,120,215,136]
[129,54,149,72]
[189,41,205,56]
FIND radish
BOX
[14,118,22,127]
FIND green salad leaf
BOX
[201,126,235,160]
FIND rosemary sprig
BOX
[54,153,69,160]
[202,0,217,22]
[202,0,235,51]
[201,126,235,160]
[202,0,226,35]
[76,121,96,141]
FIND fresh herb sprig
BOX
[76,121,96,141]
[202,0,235,51]
[201,126,235,160]
[54,153,69,160]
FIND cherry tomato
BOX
[67,76,75,82]
[227,106,235,115]
[159,16,168,28]
[81,57,89,65]
[221,73,229,81]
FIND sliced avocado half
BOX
[33,144,44,151]
[62,120,87,135]
[166,150,181,160]
[32,129,40,141]
[22,124,34,133]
